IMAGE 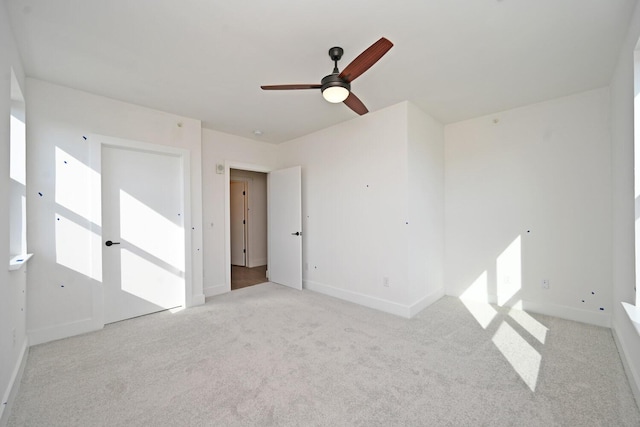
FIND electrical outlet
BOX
[542,279,550,289]
[383,277,390,287]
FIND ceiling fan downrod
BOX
[321,46,350,103]
[328,46,344,74]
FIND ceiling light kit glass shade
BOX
[321,74,350,103]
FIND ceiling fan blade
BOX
[261,84,321,90]
[343,92,368,115]
[339,37,393,83]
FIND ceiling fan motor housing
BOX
[321,74,350,91]
[321,74,351,103]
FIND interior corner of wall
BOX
[0,338,29,427]
[408,287,445,318]
[612,318,640,410]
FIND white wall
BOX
[25,79,204,345]
[201,128,277,296]
[445,88,612,327]
[407,103,445,313]
[230,169,268,267]
[277,102,444,317]
[610,0,640,405]
[0,3,28,425]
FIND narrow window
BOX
[9,68,27,258]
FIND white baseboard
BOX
[204,284,229,298]
[303,280,443,319]
[520,300,611,328]
[0,339,29,427]
[28,318,101,346]
[190,293,206,306]
[612,308,640,410]
[456,293,612,328]
[248,258,267,268]
[409,288,445,318]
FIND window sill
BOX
[622,302,640,337]
[9,254,33,271]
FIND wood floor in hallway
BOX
[231,265,268,290]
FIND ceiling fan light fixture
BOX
[322,85,349,103]
[261,37,393,115]
[321,74,350,103]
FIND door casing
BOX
[89,134,192,326]
[230,180,247,266]
[224,162,302,292]
[224,162,272,291]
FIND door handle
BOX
[105,240,121,247]
[291,232,302,236]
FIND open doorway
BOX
[230,169,268,290]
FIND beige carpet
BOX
[8,283,640,426]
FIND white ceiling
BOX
[5,0,637,143]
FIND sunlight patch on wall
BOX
[460,271,497,328]
[120,190,185,271]
[492,321,541,391]
[496,235,521,306]
[120,249,184,308]
[55,213,102,281]
[55,147,101,226]
[460,270,489,302]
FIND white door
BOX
[230,180,246,266]
[268,166,302,290]
[102,145,185,324]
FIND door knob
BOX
[105,240,121,247]
[291,231,302,236]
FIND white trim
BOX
[8,253,33,271]
[230,179,249,267]
[248,258,267,268]
[203,284,228,298]
[224,161,273,293]
[304,280,426,318]
[191,293,206,306]
[408,288,445,317]
[622,302,640,336]
[28,318,102,346]
[612,318,640,410]
[520,300,611,328]
[88,134,194,325]
[451,293,613,328]
[0,339,28,427]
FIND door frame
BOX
[89,134,192,326]
[224,161,272,291]
[230,179,248,266]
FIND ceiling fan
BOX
[261,37,393,116]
